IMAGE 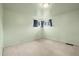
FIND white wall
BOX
[3,5,43,47]
[45,9,79,45]
[0,4,3,56]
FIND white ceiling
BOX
[3,3,79,16]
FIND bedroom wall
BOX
[0,4,3,56]
[3,3,79,47]
[45,9,79,45]
[3,4,43,47]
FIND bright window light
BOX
[39,3,49,8]
[43,3,49,8]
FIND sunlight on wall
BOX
[34,3,52,20]
[33,3,53,39]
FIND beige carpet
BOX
[3,39,79,56]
